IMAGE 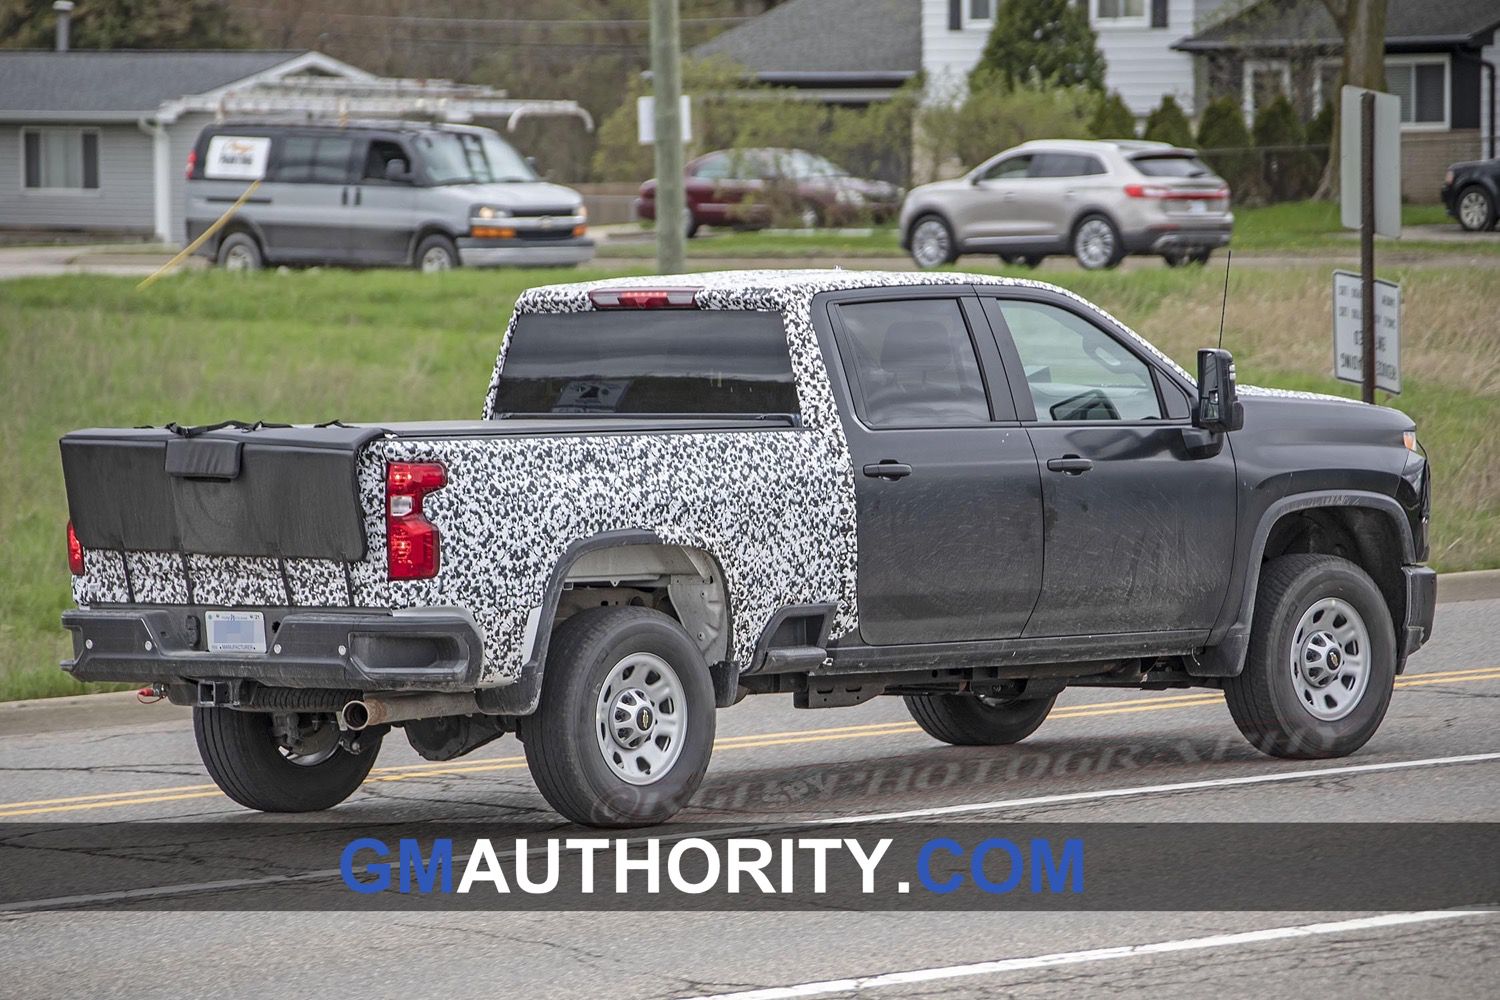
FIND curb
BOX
[4,571,1498,733]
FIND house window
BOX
[22,128,99,190]
[1242,59,1292,117]
[1314,60,1343,112]
[1386,58,1448,127]
[969,0,993,20]
[1094,0,1148,24]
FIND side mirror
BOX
[384,159,412,183]
[525,155,539,173]
[1194,348,1244,433]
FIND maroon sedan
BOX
[635,148,901,237]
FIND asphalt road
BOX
[1,597,1496,999]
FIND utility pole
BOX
[649,0,685,274]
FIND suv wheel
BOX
[1457,186,1495,232]
[904,692,1056,746]
[909,214,956,269]
[217,231,263,272]
[518,607,715,827]
[1072,214,1122,270]
[416,234,459,272]
[194,708,381,812]
[1225,554,1396,759]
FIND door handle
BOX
[354,187,362,206]
[863,462,913,481]
[341,187,348,206]
[1046,456,1094,475]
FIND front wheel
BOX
[909,214,956,269]
[194,708,381,812]
[904,692,1056,746]
[415,233,459,272]
[518,607,716,827]
[1225,554,1396,759]
[1456,186,1496,232]
[1072,214,1122,270]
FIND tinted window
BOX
[272,135,352,183]
[997,301,1161,422]
[1133,155,1212,178]
[982,155,1031,181]
[837,299,991,427]
[493,311,799,416]
[1030,153,1105,178]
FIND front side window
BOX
[996,301,1162,422]
[836,299,991,428]
[982,155,1032,181]
[692,154,731,180]
[22,128,99,190]
[493,310,799,417]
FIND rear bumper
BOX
[456,237,594,267]
[62,607,485,692]
[1401,565,1438,660]
[1127,223,1234,254]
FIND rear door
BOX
[259,131,358,262]
[819,288,1043,644]
[1027,152,1109,240]
[979,292,1237,637]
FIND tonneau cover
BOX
[61,424,383,561]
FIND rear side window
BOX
[1030,153,1106,178]
[835,299,991,428]
[1132,155,1212,178]
[272,135,354,184]
[493,311,799,417]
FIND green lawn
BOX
[3,259,1495,700]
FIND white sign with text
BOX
[204,135,271,180]
[1332,269,1401,394]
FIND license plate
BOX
[1189,200,1207,214]
[206,611,267,653]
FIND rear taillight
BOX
[185,149,197,180]
[1125,184,1231,201]
[67,520,85,576]
[1124,183,1170,199]
[588,287,700,309]
[386,462,446,580]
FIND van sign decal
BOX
[205,135,271,180]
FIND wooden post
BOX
[1360,90,1376,404]
[649,0,685,275]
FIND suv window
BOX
[272,135,354,184]
[1030,153,1107,178]
[1132,154,1212,178]
[836,299,991,427]
[493,311,799,417]
[995,301,1162,422]
[981,155,1032,181]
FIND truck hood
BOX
[1238,387,1414,436]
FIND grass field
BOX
[2,258,1495,700]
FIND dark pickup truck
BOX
[60,270,1435,827]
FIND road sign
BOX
[1339,86,1401,238]
[1333,269,1400,395]
[636,95,692,145]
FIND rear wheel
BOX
[194,708,381,812]
[1072,214,1122,270]
[1225,554,1396,759]
[904,692,1056,746]
[216,231,262,272]
[1457,186,1495,232]
[518,607,715,827]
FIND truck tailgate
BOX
[61,424,383,561]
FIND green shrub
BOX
[1089,91,1137,139]
[1195,96,1258,201]
[1252,95,1319,202]
[916,80,1094,180]
[1142,95,1195,148]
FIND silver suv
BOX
[900,140,1233,270]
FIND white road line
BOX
[5,750,1499,912]
[684,909,1498,1000]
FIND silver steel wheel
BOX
[1458,189,1492,231]
[1074,218,1116,269]
[223,244,257,271]
[594,651,686,786]
[280,743,339,767]
[421,245,454,272]
[1288,597,1371,722]
[911,218,952,269]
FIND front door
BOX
[347,137,419,265]
[980,295,1238,637]
[823,291,1044,645]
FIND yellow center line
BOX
[1,663,1495,819]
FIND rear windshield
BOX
[492,310,800,417]
[1132,155,1212,178]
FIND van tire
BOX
[415,234,459,272]
[193,708,381,812]
[518,606,715,827]
[1225,554,1396,759]
[217,231,263,271]
[904,692,1057,746]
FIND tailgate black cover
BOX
[61,424,383,561]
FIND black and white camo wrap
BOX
[71,269,1244,687]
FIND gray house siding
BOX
[0,122,154,233]
[167,113,217,243]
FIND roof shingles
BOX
[689,0,920,78]
[0,50,311,116]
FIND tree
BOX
[1195,95,1257,200]
[970,0,1105,92]
[917,80,1094,181]
[1142,95,1194,147]
[1089,91,1136,139]
[1315,0,1388,198]
[0,0,246,49]
[1252,95,1318,202]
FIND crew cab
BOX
[59,271,1435,827]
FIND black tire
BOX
[216,231,263,271]
[1456,185,1496,232]
[1189,248,1213,265]
[1000,254,1041,268]
[193,708,380,812]
[1071,213,1123,270]
[904,692,1057,746]
[1163,250,1184,267]
[414,233,459,271]
[683,207,700,239]
[1225,554,1397,759]
[518,607,715,827]
[909,213,957,269]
